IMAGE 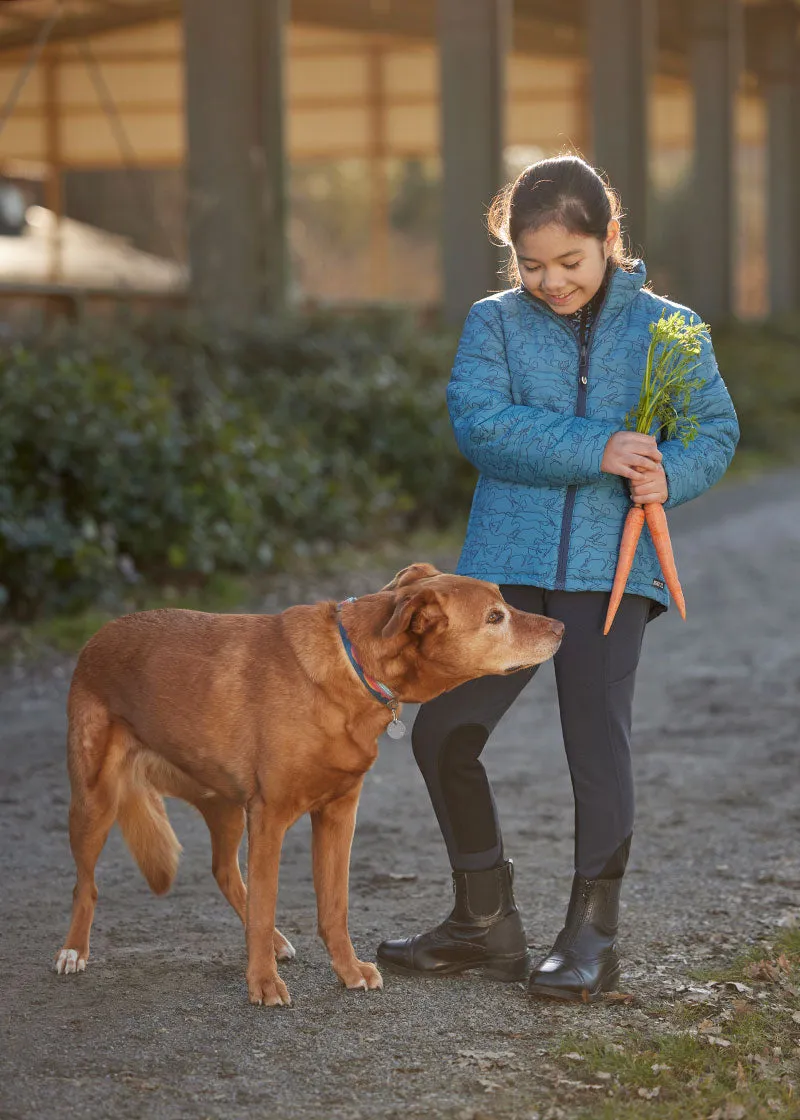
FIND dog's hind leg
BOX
[144,766,295,962]
[199,797,248,922]
[56,693,125,976]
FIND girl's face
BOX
[514,220,619,314]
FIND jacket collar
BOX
[519,259,647,335]
[599,259,647,327]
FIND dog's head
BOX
[362,563,564,703]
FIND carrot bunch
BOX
[603,311,709,635]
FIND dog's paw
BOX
[338,959,384,991]
[55,948,87,976]
[274,929,296,962]
[247,973,291,1007]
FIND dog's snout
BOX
[549,619,565,639]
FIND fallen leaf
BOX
[744,960,780,982]
[458,1050,515,1062]
[707,1035,732,1047]
[603,990,635,1005]
[719,981,753,995]
[456,1050,518,1072]
[637,1086,660,1099]
[735,1060,748,1090]
[682,986,722,1003]
[709,1105,746,1120]
[767,1101,782,1113]
[732,1000,751,1015]
[777,953,792,973]
[562,1052,585,1062]
[698,1018,716,1032]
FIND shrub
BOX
[1,310,797,620]
[0,311,471,619]
[711,315,800,463]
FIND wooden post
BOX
[688,0,741,321]
[367,38,390,300]
[43,48,63,283]
[438,0,510,326]
[587,0,656,258]
[756,1,800,314]
[183,0,288,321]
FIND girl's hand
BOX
[601,432,662,480]
[629,463,669,505]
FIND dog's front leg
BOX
[311,783,383,992]
[245,799,290,1006]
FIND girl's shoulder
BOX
[471,288,527,313]
[458,288,531,339]
[633,285,705,326]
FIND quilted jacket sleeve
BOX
[660,335,740,510]
[447,300,618,488]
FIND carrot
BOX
[604,310,710,633]
[603,504,645,635]
[644,502,686,620]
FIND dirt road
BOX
[1,470,799,1120]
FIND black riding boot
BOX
[527,874,622,1002]
[376,860,529,981]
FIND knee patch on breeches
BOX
[436,723,498,855]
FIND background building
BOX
[0,0,798,325]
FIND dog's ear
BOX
[381,563,442,592]
[382,588,447,639]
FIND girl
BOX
[377,155,739,1001]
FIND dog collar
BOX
[336,598,405,738]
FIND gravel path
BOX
[1,469,799,1120]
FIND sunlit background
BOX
[1,0,797,329]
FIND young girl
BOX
[377,155,739,1001]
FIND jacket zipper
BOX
[554,331,593,589]
[519,285,609,591]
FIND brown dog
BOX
[55,563,563,1005]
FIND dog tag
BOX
[386,716,406,740]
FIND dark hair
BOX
[487,155,637,285]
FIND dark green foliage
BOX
[711,315,800,464]
[0,311,469,619]
[1,310,798,620]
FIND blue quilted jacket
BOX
[448,262,740,610]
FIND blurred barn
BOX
[0,0,797,326]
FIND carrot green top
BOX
[625,310,710,448]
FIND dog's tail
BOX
[117,761,182,896]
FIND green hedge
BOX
[0,312,470,619]
[711,315,800,465]
[1,311,798,620]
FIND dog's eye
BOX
[486,609,505,625]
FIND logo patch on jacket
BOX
[652,578,665,590]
